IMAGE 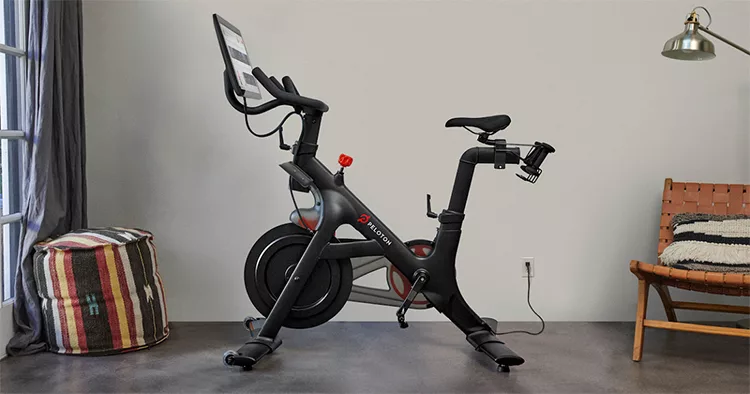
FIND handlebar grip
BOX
[282,76,299,95]
[253,67,279,93]
[252,67,329,113]
[269,76,284,91]
[223,70,283,115]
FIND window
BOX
[0,0,24,303]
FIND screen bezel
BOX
[213,14,262,100]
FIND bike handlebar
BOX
[252,67,329,113]
[224,71,283,115]
[269,75,284,91]
[282,76,299,95]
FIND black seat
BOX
[445,115,511,134]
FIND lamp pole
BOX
[697,26,750,57]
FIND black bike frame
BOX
[255,109,508,341]
[218,62,534,369]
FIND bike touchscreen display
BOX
[215,15,262,99]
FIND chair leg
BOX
[633,279,649,361]
[653,284,677,322]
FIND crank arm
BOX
[396,269,429,328]
[348,286,430,309]
[349,255,431,308]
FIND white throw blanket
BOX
[659,213,750,273]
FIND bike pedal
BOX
[395,269,429,329]
[398,315,409,329]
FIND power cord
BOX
[240,97,309,231]
[289,177,313,233]
[496,262,545,336]
[242,97,300,138]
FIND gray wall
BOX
[82,0,750,322]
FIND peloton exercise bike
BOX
[214,14,555,372]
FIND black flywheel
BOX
[245,224,352,329]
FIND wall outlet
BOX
[521,257,535,278]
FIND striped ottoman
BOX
[33,227,169,355]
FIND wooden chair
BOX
[630,178,750,361]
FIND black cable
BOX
[242,97,300,138]
[238,97,309,232]
[496,263,545,336]
[289,177,313,233]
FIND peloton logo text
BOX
[358,214,392,246]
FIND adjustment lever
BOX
[277,128,291,151]
[396,269,429,328]
[426,194,438,219]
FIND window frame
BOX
[0,0,26,304]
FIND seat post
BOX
[447,147,495,213]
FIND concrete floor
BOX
[1,322,748,393]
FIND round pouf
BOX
[33,227,169,355]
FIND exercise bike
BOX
[213,14,555,372]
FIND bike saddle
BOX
[445,115,511,134]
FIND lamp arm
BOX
[698,26,750,57]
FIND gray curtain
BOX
[6,0,86,356]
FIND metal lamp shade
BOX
[662,23,715,60]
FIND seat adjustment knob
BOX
[338,154,353,167]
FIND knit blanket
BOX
[659,213,750,273]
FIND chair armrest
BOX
[630,260,651,279]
